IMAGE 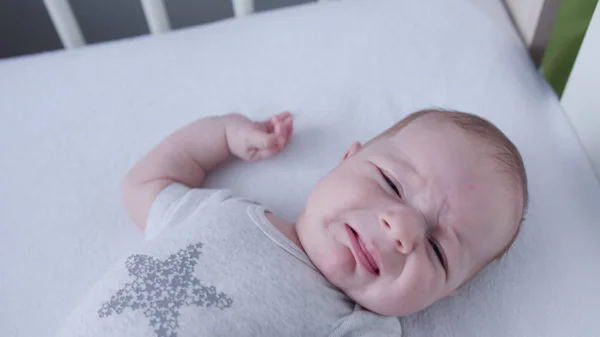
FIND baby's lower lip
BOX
[345,224,379,275]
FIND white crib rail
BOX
[140,0,172,34]
[232,0,255,17]
[40,0,556,65]
[42,0,85,48]
[45,0,259,49]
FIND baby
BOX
[59,109,527,336]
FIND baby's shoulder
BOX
[146,184,260,240]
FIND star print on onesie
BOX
[98,243,233,337]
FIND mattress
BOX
[1,0,599,336]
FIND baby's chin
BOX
[354,295,420,317]
[342,289,398,316]
[316,265,404,316]
[340,281,431,317]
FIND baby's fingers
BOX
[242,112,293,161]
[251,147,282,161]
[257,112,291,133]
[245,142,280,161]
[272,112,294,148]
[272,111,292,123]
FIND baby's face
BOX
[296,117,521,316]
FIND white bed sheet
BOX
[1,0,599,336]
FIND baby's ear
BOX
[342,142,362,160]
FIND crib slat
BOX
[232,0,255,17]
[140,0,171,34]
[42,0,85,48]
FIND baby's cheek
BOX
[318,241,355,284]
[397,259,442,313]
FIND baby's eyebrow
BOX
[396,151,418,173]
[438,195,450,226]
[388,154,422,184]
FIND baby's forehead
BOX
[393,118,509,178]
[396,115,482,143]
[385,118,489,160]
[386,116,520,224]
[380,113,521,192]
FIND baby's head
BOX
[296,109,527,316]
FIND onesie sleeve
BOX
[145,183,231,241]
[329,304,402,337]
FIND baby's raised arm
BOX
[121,112,293,230]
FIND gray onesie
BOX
[58,183,402,337]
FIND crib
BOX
[1,1,599,336]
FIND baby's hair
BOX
[372,109,528,263]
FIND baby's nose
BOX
[380,209,426,254]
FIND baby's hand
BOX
[225,111,294,161]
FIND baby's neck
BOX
[264,211,304,250]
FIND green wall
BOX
[542,0,598,97]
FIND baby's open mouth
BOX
[346,224,380,275]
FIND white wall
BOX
[561,3,600,180]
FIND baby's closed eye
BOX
[378,168,402,198]
[428,238,445,269]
